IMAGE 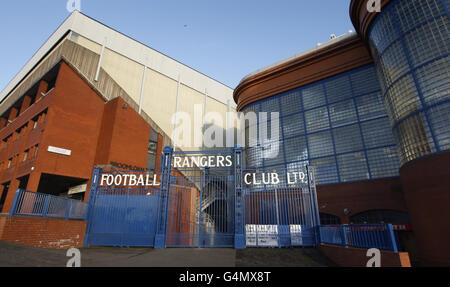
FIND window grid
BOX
[368,0,450,164]
[243,64,400,185]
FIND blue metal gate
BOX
[84,169,160,247]
[84,146,320,248]
[156,148,237,247]
[243,167,320,247]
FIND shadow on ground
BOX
[0,241,334,267]
[236,247,336,267]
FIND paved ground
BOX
[0,241,335,267]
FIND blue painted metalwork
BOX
[84,147,321,248]
[322,83,341,183]
[242,166,320,247]
[154,146,173,248]
[85,167,160,247]
[234,146,245,248]
[164,148,237,247]
[10,189,88,220]
[83,167,101,247]
[319,224,399,251]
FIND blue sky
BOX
[0,0,353,91]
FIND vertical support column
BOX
[26,172,41,192]
[341,225,348,247]
[36,80,48,102]
[8,107,18,123]
[8,189,21,216]
[387,223,398,252]
[138,65,147,115]
[42,195,51,218]
[83,167,102,247]
[65,199,72,219]
[95,38,107,82]
[155,146,173,248]
[234,146,245,249]
[307,166,321,245]
[19,95,32,114]
[0,118,7,129]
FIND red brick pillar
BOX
[19,95,32,114]
[26,172,41,192]
[8,107,18,123]
[0,178,20,213]
[400,150,450,266]
[0,118,6,129]
[36,80,48,102]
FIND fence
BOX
[319,224,398,252]
[9,189,88,220]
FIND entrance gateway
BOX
[84,147,321,248]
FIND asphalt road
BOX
[0,241,335,267]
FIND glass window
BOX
[282,112,305,137]
[367,147,400,179]
[361,117,395,149]
[260,97,280,114]
[329,99,357,127]
[368,0,450,165]
[284,136,308,162]
[280,90,302,115]
[378,41,410,87]
[404,16,450,68]
[350,66,381,96]
[393,0,445,33]
[262,140,285,167]
[325,75,352,104]
[356,92,386,121]
[302,84,325,110]
[310,156,338,185]
[333,124,363,154]
[305,107,329,132]
[244,63,401,185]
[307,131,334,158]
[415,56,450,106]
[337,152,369,182]
[427,102,450,151]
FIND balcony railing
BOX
[9,189,88,220]
[319,224,398,252]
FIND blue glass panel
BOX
[333,124,363,154]
[307,131,334,158]
[302,84,326,110]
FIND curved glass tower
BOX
[367,0,450,164]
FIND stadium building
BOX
[234,0,449,265]
[0,0,448,266]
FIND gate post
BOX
[84,167,102,247]
[307,166,321,246]
[234,146,245,249]
[155,146,173,248]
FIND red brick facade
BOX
[399,150,450,266]
[0,61,160,214]
[0,216,86,249]
[317,178,407,224]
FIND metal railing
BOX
[319,224,398,252]
[9,189,88,220]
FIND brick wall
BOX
[319,244,411,267]
[0,216,86,249]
